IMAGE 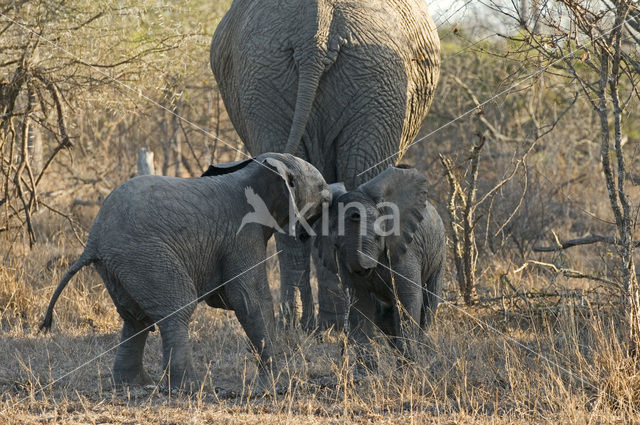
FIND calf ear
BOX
[201,158,253,176]
[262,157,296,205]
[329,182,347,199]
[358,166,428,261]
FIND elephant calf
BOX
[41,153,330,390]
[315,166,445,358]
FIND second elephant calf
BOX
[315,166,446,358]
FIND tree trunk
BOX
[595,0,639,354]
[137,148,155,175]
[609,2,640,355]
[27,123,42,176]
[161,116,170,176]
[172,99,183,177]
[26,88,42,176]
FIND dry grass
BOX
[2,4,640,421]
[2,216,640,424]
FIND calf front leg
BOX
[388,261,423,359]
[225,268,277,391]
[346,283,379,371]
[275,233,314,331]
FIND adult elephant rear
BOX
[210,0,440,330]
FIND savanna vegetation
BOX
[2,0,640,423]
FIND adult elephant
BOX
[210,0,440,329]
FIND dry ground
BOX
[2,216,640,424]
[2,2,640,422]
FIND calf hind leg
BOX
[157,317,199,391]
[95,263,153,386]
[113,319,152,385]
[112,262,200,391]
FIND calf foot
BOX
[164,368,206,394]
[113,367,153,386]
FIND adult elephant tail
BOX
[284,1,340,155]
[284,61,324,154]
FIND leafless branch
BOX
[513,259,621,289]
[533,234,640,252]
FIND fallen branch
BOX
[479,289,601,304]
[72,198,102,207]
[533,234,640,252]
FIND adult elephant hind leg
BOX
[275,233,315,331]
[112,320,152,386]
[312,249,345,331]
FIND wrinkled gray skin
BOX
[210,0,441,329]
[40,153,331,390]
[315,166,445,357]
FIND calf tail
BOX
[39,253,94,333]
